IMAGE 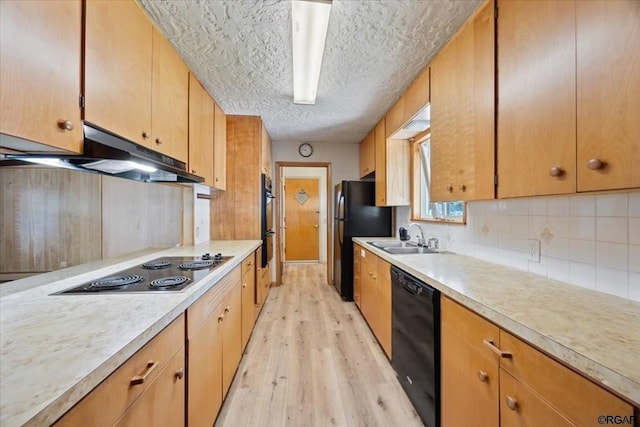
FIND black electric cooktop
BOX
[54,253,231,294]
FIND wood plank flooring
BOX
[215,263,423,427]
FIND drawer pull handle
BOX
[477,370,489,382]
[506,396,518,411]
[175,368,185,380]
[130,360,158,385]
[483,339,512,358]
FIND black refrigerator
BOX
[334,181,392,300]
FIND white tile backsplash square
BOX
[512,216,528,235]
[596,193,628,217]
[547,216,570,238]
[629,192,640,217]
[570,195,596,217]
[596,217,628,244]
[528,197,547,216]
[508,199,529,216]
[548,257,571,282]
[547,237,570,259]
[528,216,546,238]
[570,239,596,264]
[596,267,629,299]
[629,272,640,301]
[630,218,640,245]
[569,262,596,289]
[528,255,548,276]
[569,217,596,240]
[596,242,628,270]
[548,196,570,217]
[629,245,640,273]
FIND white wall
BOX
[192,184,211,245]
[282,167,328,262]
[396,190,640,301]
[271,141,360,188]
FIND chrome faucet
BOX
[427,237,439,251]
[407,223,426,246]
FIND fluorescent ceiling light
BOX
[292,0,332,105]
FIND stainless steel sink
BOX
[367,241,417,249]
[382,246,439,254]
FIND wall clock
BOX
[298,143,313,158]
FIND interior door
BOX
[284,178,320,261]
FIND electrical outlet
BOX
[527,239,540,263]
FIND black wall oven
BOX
[261,174,274,268]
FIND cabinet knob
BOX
[224,306,230,313]
[459,184,466,192]
[549,166,563,177]
[477,370,489,383]
[58,120,73,131]
[242,282,247,288]
[447,185,453,193]
[174,368,184,380]
[588,158,604,170]
[506,396,518,411]
[191,169,197,174]
[155,138,163,145]
[215,177,219,182]
[218,314,225,322]
[142,131,150,139]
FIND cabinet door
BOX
[374,119,387,206]
[261,124,272,178]
[375,257,392,358]
[431,0,495,202]
[188,307,223,427]
[188,74,214,184]
[359,131,375,177]
[497,0,576,197]
[0,0,82,153]
[115,347,185,427]
[241,263,256,350]
[360,251,375,327]
[576,0,640,191]
[222,280,242,396]
[385,97,406,137]
[85,0,152,146]
[353,245,361,308]
[151,28,189,162]
[441,324,499,427]
[403,67,430,123]
[385,139,411,206]
[213,101,227,190]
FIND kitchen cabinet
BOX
[188,74,214,185]
[430,0,494,202]
[85,0,188,162]
[0,0,83,153]
[353,244,362,308]
[54,315,185,427]
[358,247,391,358]
[403,68,430,126]
[261,124,272,179]
[211,115,271,241]
[187,265,241,427]
[214,101,227,190]
[241,251,257,350]
[441,297,634,426]
[359,130,375,178]
[385,97,406,138]
[576,0,640,192]
[374,119,410,206]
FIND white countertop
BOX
[353,237,640,407]
[0,240,261,427]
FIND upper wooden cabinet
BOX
[375,119,410,206]
[430,0,495,202]
[188,74,214,185]
[359,130,375,177]
[261,124,272,179]
[403,67,430,127]
[497,0,576,198]
[385,97,406,138]
[214,101,227,190]
[0,0,83,153]
[85,0,188,162]
[576,0,640,192]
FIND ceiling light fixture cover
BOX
[292,0,332,105]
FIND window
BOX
[412,136,466,223]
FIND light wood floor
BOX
[215,263,423,427]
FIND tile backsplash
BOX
[397,191,640,301]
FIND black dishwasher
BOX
[391,266,440,427]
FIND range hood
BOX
[391,104,431,140]
[1,123,203,183]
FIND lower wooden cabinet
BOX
[221,278,242,396]
[241,251,257,350]
[54,315,185,427]
[353,245,361,308]
[358,247,392,358]
[441,297,634,426]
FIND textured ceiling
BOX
[139,0,481,145]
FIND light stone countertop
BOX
[353,237,640,408]
[0,240,262,427]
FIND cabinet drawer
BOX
[500,371,573,427]
[114,346,185,427]
[242,253,255,276]
[499,330,633,425]
[188,265,241,337]
[55,314,185,427]
[441,297,500,362]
